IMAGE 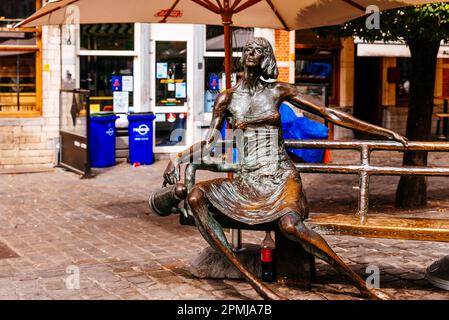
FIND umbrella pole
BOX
[224,23,232,89]
[223,14,242,251]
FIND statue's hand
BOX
[392,132,409,148]
[163,160,180,185]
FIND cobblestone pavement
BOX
[0,150,449,300]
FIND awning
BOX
[356,39,449,58]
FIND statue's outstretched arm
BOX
[163,91,230,185]
[282,84,408,146]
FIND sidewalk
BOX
[0,151,448,300]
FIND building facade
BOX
[294,29,449,138]
[0,2,295,170]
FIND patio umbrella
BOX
[17,0,449,89]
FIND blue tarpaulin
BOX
[219,104,328,163]
[280,103,328,163]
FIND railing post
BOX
[231,229,243,252]
[358,145,370,217]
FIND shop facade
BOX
[74,23,294,158]
[0,0,60,170]
[0,10,295,169]
[354,39,449,135]
[294,29,449,138]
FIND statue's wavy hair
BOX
[240,37,278,80]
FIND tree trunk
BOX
[395,39,441,209]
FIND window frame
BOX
[0,0,42,118]
[78,23,137,114]
[202,25,251,121]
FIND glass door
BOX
[151,33,192,153]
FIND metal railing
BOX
[183,140,449,218]
[285,140,449,216]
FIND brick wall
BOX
[274,30,290,62]
[274,30,294,83]
[0,118,56,168]
[0,26,63,170]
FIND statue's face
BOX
[243,42,265,69]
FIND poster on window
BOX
[113,91,129,113]
[175,82,186,98]
[156,63,168,79]
[122,76,133,92]
[111,76,122,91]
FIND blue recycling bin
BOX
[128,113,156,165]
[89,113,119,168]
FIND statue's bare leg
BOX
[188,187,286,300]
[279,212,392,300]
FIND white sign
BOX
[155,113,165,122]
[133,124,150,136]
[113,91,129,113]
[175,82,186,98]
[122,76,133,92]
[156,62,168,79]
[106,127,114,136]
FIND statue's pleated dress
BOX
[197,105,309,225]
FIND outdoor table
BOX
[434,96,449,139]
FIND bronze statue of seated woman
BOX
[163,37,408,300]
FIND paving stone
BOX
[1,157,449,300]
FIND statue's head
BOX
[241,37,278,80]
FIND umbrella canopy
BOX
[17,0,448,30]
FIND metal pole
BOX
[224,23,232,90]
[16,54,20,111]
[357,145,370,217]
[223,2,242,251]
[82,92,92,179]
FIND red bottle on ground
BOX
[260,231,276,283]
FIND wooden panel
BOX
[60,131,88,174]
[305,213,449,242]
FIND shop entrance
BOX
[150,24,194,155]
[354,57,382,133]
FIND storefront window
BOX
[204,56,240,112]
[80,24,134,51]
[295,58,333,100]
[0,52,36,112]
[155,41,187,106]
[155,112,187,146]
[294,29,340,105]
[80,56,134,113]
[0,0,40,115]
[0,0,36,24]
[203,26,252,113]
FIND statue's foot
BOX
[361,288,393,300]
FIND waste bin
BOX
[89,113,119,168]
[128,112,156,165]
